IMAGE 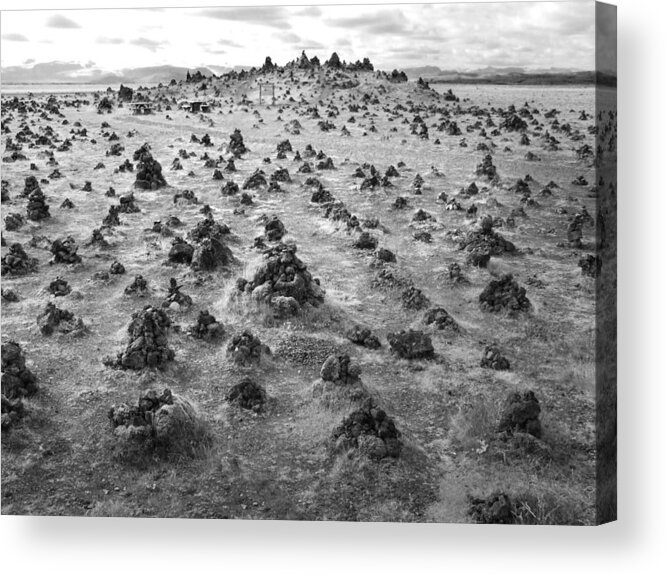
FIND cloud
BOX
[46,14,81,29]
[325,10,408,35]
[217,38,244,49]
[296,7,322,17]
[297,41,326,51]
[280,32,301,44]
[197,7,291,30]
[2,33,28,42]
[130,37,167,52]
[97,36,124,45]
[24,58,35,65]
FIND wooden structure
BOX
[259,83,275,105]
[128,102,154,115]
[179,100,211,113]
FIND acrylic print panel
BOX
[0,1,616,525]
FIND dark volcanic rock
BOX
[1,243,38,276]
[133,143,167,190]
[227,330,269,365]
[37,301,86,336]
[498,390,542,438]
[167,237,195,265]
[578,254,601,278]
[480,344,510,370]
[387,330,434,360]
[332,398,402,459]
[345,325,381,349]
[424,307,459,331]
[227,377,267,412]
[50,236,82,264]
[479,274,531,314]
[188,310,224,341]
[401,286,430,310]
[468,492,515,524]
[106,306,175,370]
[1,341,38,399]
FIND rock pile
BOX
[480,344,510,370]
[48,276,71,297]
[242,169,267,190]
[352,231,378,250]
[4,212,25,231]
[50,236,82,264]
[22,175,40,197]
[26,186,50,221]
[1,341,38,398]
[475,154,498,181]
[124,274,149,296]
[228,129,248,157]
[332,398,401,459]
[345,325,381,349]
[401,286,430,310]
[459,217,516,265]
[226,378,266,412]
[264,215,287,242]
[479,274,531,314]
[468,492,515,524]
[162,278,192,308]
[387,330,434,359]
[1,243,38,276]
[578,254,601,278]
[424,307,459,331]
[133,143,167,190]
[106,306,175,370]
[226,330,269,365]
[37,302,86,336]
[1,394,26,432]
[118,193,140,213]
[497,390,542,438]
[167,237,195,264]
[237,243,324,308]
[320,354,363,385]
[188,310,224,341]
[108,388,203,452]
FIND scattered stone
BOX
[163,277,192,308]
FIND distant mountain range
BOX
[1,60,616,86]
[0,62,242,85]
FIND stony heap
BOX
[479,274,531,314]
[578,254,601,278]
[37,302,86,336]
[22,175,40,197]
[48,276,71,297]
[332,398,401,459]
[124,274,149,296]
[480,344,510,370]
[133,143,167,190]
[424,307,459,331]
[108,388,203,452]
[263,215,287,242]
[401,286,430,310]
[5,212,26,232]
[497,390,542,438]
[567,214,587,248]
[500,114,528,132]
[228,129,248,157]
[237,243,324,309]
[387,330,434,360]
[226,330,269,366]
[106,306,175,370]
[188,310,224,341]
[2,243,38,276]
[50,236,82,265]
[226,377,267,412]
[26,186,50,221]
[475,154,498,181]
[162,278,192,309]
[320,354,363,386]
[187,218,234,271]
[468,492,515,524]
[1,341,38,399]
[1,394,26,432]
[118,193,140,213]
[459,216,516,266]
[345,325,381,349]
[167,237,195,265]
[242,169,267,190]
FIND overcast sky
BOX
[0,2,597,73]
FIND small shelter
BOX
[128,102,154,115]
[179,100,210,113]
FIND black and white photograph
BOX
[1,0,617,530]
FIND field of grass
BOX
[1,66,613,524]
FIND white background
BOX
[1,1,663,573]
